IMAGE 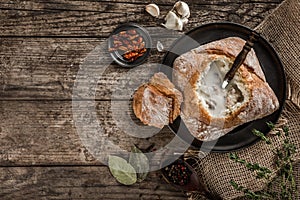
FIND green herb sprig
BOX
[229,123,298,199]
[275,126,297,200]
[230,180,275,200]
[229,153,272,179]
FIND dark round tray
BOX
[108,23,152,68]
[161,22,286,152]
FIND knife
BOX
[222,31,260,89]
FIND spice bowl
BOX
[161,158,210,194]
[108,23,152,68]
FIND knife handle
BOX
[223,32,259,85]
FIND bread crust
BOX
[133,72,183,128]
[173,37,279,141]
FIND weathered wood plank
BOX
[0,166,187,199]
[0,1,280,36]
[0,38,99,99]
[0,34,180,100]
[0,100,178,166]
[0,0,283,11]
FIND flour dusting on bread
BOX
[173,37,279,141]
[132,37,279,141]
[133,72,183,128]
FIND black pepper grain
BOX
[162,159,192,186]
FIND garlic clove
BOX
[161,11,183,31]
[173,1,190,19]
[156,41,164,52]
[145,3,160,18]
[181,17,189,25]
[175,18,183,31]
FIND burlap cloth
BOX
[188,0,300,199]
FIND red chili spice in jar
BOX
[109,29,147,62]
[162,159,192,186]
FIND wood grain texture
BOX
[0,1,284,199]
[0,35,179,100]
[0,0,280,37]
[0,166,187,199]
[0,100,178,166]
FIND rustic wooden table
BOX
[0,0,283,199]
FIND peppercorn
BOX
[162,159,192,186]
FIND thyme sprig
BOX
[230,180,275,200]
[275,126,297,200]
[252,129,271,145]
[229,153,272,179]
[229,123,298,199]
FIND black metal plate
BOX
[161,22,286,152]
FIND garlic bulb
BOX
[161,11,183,31]
[162,1,190,31]
[173,1,190,19]
[145,4,160,18]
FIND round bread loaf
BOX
[173,37,279,141]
